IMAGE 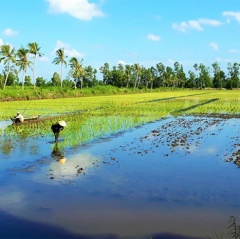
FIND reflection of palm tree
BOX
[52,48,68,88]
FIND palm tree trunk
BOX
[22,70,26,90]
[134,74,138,89]
[3,62,10,90]
[33,56,36,90]
[126,77,129,89]
[60,62,63,88]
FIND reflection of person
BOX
[51,121,67,142]
[51,144,67,164]
[15,112,24,123]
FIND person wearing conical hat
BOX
[51,120,67,143]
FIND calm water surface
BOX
[0,116,240,239]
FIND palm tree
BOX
[0,44,16,90]
[28,42,43,90]
[69,57,83,89]
[16,47,32,90]
[52,48,68,88]
[132,63,142,89]
[124,65,132,89]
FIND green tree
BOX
[83,66,98,87]
[186,70,196,88]
[0,44,16,90]
[63,79,74,88]
[156,62,165,87]
[50,72,61,86]
[28,42,44,90]
[52,48,68,88]
[227,62,240,89]
[198,63,212,88]
[5,71,19,86]
[132,63,142,89]
[163,66,174,87]
[111,65,124,87]
[212,62,225,88]
[36,77,46,87]
[69,57,84,89]
[124,64,132,88]
[174,62,186,88]
[100,63,111,85]
[16,46,32,90]
[24,76,32,86]
[0,73,4,86]
[193,63,200,88]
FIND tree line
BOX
[0,42,239,90]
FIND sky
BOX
[0,0,240,81]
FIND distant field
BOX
[1,89,240,148]
[1,89,240,119]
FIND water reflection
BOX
[0,120,12,136]
[48,145,99,181]
[51,144,65,160]
[0,116,240,238]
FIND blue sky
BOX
[0,0,240,81]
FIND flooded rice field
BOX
[0,115,240,239]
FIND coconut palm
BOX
[124,64,132,89]
[52,48,68,88]
[132,63,142,89]
[69,57,84,89]
[28,42,43,90]
[0,44,16,90]
[16,47,32,90]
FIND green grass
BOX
[1,89,240,149]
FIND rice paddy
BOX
[1,90,239,149]
[0,89,240,239]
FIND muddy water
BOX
[0,116,240,239]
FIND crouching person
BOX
[51,120,67,143]
[15,112,24,123]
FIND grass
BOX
[1,89,240,149]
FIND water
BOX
[0,116,239,239]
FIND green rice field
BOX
[1,90,239,148]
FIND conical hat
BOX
[58,120,67,127]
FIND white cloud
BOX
[215,57,223,62]
[2,28,18,36]
[167,59,175,64]
[198,18,222,26]
[118,60,126,65]
[209,42,219,50]
[172,22,188,32]
[53,40,84,58]
[172,18,222,32]
[228,49,240,53]
[39,55,50,62]
[147,34,160,41]
[223,11,240,22]
[0,39,3,46]
[47,0,104,20]
[189,20,203,31]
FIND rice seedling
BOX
[1,90,239,149]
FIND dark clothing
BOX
[51,123,64,142]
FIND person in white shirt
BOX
[15,112,24,123]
